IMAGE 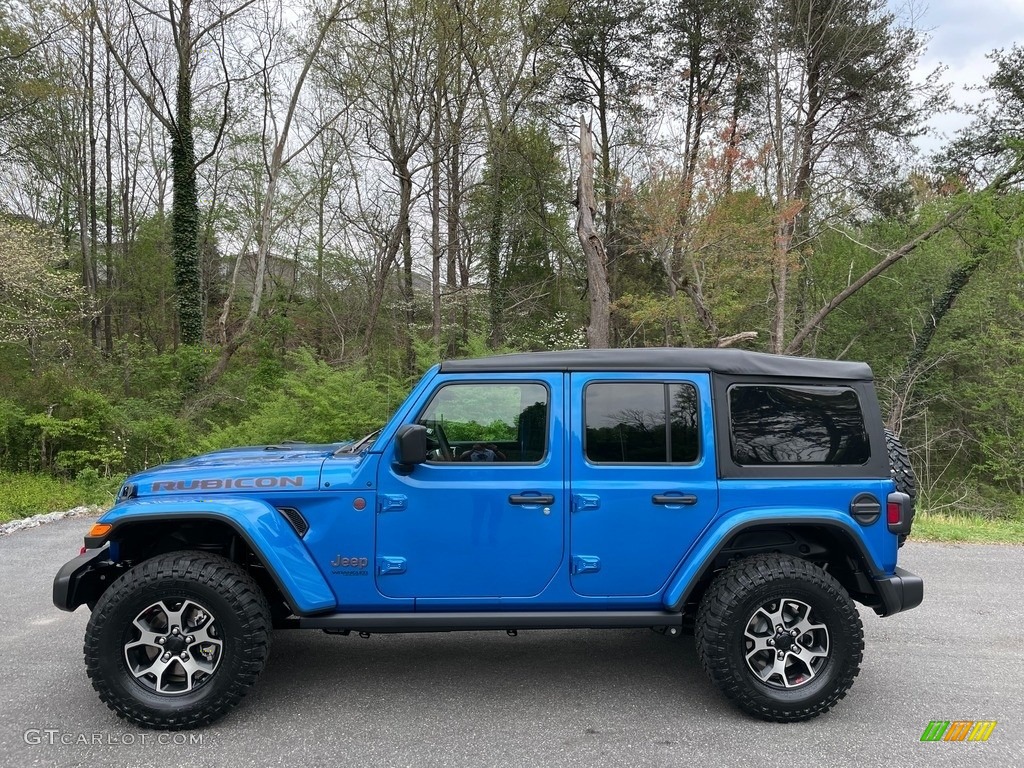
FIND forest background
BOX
[1,0,1022,537]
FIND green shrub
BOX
[202,350,408,450]
[0,471,119,523]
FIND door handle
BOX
[652,493,698,506]
[509,494,555,505]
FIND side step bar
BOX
[293,610,683,633]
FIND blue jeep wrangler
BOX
[54,348,921,728]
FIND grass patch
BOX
[911,511,1024,545]
[0,471,121,524]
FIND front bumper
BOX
[872,566,924,616]
[53,546,119,612]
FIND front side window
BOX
[728,385,869,465]
[584,382,699,464]
[417,383,548,463]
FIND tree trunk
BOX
[361,159,414,357]
[576,116,610,349]
[785,202,973,354]
[430,94,442,348]
[171,0,203,345]
[87,17,100,347]
[402,217,415,377]
[103,41,114,354]
[887,250,985,432]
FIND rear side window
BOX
[584,382,699,464]
[728,385,869,465]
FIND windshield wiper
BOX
[335,429,381,456]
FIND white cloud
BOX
[893,0,1024,155]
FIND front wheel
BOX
[84,551,272,729]
[695,554,863,722]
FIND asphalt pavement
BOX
[1,516,1021,768]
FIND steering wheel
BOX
[423,421,453,462]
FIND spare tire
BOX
[884,429,917,546]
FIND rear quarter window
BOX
[728,385,869,466]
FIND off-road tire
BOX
[84,551,271,729]
[884,429,917,545]
[695,554,863,722]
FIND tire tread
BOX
[695,554,863,722]
[84,551,271,730]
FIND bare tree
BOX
[576,117,610,348]
[206,0,353,382]
[94,0,260,344]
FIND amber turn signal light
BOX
[88,523,112,538]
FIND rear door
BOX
[568,372,719,597]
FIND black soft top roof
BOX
[439,348,873,381]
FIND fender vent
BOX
[277,507,309,537]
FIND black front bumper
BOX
[53,546,118,612]
[872,566,924,616]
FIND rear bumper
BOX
[872,566,924,616]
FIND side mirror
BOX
[394,424,427,466]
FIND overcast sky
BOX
[900,0,1024,155]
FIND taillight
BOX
[887,501,902,526]
[887,492,913,535]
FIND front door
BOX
[375,374,565,599]
[568,372,719,597]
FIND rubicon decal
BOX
[920,720,997,742]
[150,477,304,492]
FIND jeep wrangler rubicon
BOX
[54,348,922,728]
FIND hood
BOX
[122,442,352,498]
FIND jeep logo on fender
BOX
[331,555,369,568]
[150,477,304,492]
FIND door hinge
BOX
[571,555,601,574]
[572,494,600,513]
[376,556,407,575]
[378,494,407,513]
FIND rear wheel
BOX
[84,551,271,729]
[695,554,863,722]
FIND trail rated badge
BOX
[920,721,997,742]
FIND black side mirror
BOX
[394,424,427,466]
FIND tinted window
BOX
[585,383,699,464]
[417,383,548,463]
[728,385,869,465]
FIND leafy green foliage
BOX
[0,471,119,523]
[0,0,1022,532]
[202,350,407,448]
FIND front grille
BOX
[277,507,309,537]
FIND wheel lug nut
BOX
[181,653,190,661]
[157,637,165,645]
[186,636,194,643]
[793,646,801,653]
[777,652,785,660]
[790,629,798,636]
[171,627,180,635]
[768,639,775,646]
[161,653,171,661]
